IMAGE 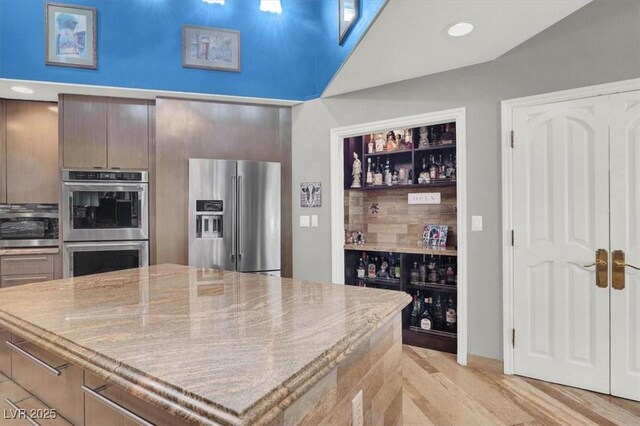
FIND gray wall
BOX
[291,0,640,360]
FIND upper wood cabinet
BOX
[61,94,108,169]
[61,95,150,170]
[107,98,149,169]
[6,101,59,204]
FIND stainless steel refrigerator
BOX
[188,159,281,275]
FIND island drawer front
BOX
[10,340,84,425]
[84,372,191,426]
[1,255,54,275]
[0,329,10,377]
[1,273,54,288]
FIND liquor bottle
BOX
[374,159,383,186]
[420,297,434,330]
[419,259,427,283]
[388,256,395,279]
[450,155,457,180]
[419,157,429,184]
[432,293,445,330]
[438,260,446,285]
[445,262,456,285]
[410,295,420,327]
[368,256,376,278]
[394,258,401,278]
[366,158,373,185]
[410,262,420,284]
[368,134,374,154]
[429,155,438,180]
[384,158,392,186]
[438,155,445,179]
[446,295,457,333]
[356,258,366,279]
[375,133,385,152]
[427,256,438,283]
[428,126,437,145]
[416,291,425,316]
[445,154,454,179]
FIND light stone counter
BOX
[0,264,410,425]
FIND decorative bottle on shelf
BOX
[432,293,445,330]
[389,256,396,279]
[446,295,457,333]
[374,159,383,186]
[438,155,446,179]
[429,155,438,180]
[438,261,446,285]
[368,256,377,278]
[418,126,429,148]
[427,256,438,283]
[416,291,425,316]
[394,258,401,278]
[366,158,374,185]
[445,262,456,285]
[428,126,437,146]
[445,154,454,179]
[419,157,429,184]
[450,155,457,180]
[410,262,420,284]
[419,259,427,283]
[356,258,366,279]
[368,134,375,154]
[384,158,392,186]
[375,133,385,152]
[420,298,434,330]
[410,295,420,327]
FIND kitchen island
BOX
[0,264,410,425]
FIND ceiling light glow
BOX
[11,86,34,94]
[447,22,474,37]
[202,0,224,4]
[260,0,282,14]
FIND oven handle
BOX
[64,183,147,193]
[65,241,148,251]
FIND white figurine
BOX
[351,152,362,188]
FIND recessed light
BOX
[447,22,474,37]
[260,0,282,14]
[11,86,34,94]
[202,0,224,4]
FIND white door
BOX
[610,90,640,401]
[512,96,611,393]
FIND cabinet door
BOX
[0,100,6,203]
[62,95,107,169]
[6,101,59,204]
[107,98,149,169]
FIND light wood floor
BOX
[402,345,640,426]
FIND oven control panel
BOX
[64,170,148,183]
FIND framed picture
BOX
[423,224,449,249]
[45,3,97,69]
[339,0,359,45]
[183,25,241,72]
[300,182,322,208]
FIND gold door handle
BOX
[613,250,638,290]
[583,249,608,288]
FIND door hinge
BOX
[511,230,514,246]
[510,130,514,148]
[512,329,516,347]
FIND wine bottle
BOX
[432,293,444,330]
[410,295,420,327]
[366,158,373,184]
[410,262,420,284]
[420,297,434,330]
[419,259,427,283]
[356,258,366,279]
[446,295,457,333]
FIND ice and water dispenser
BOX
[195,200,223,239]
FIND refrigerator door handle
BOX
[238,175,243,259]
[231,175,236,263]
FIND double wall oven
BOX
[62,170,149,278]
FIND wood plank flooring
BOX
[402,345,640,426]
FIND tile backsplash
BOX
[345,187,457,248]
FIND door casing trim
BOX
[501,78,640,375]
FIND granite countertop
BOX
[0,264,410,425]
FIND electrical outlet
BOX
[311,215,318,227]
[471,215,483,231]
[299,215,310,227]
[352,390,363,426]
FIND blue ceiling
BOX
[0,0,385,101]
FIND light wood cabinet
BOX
[61,95,150,170]
[0,329,11,377]
[61,94,108,169]
[10,340,85,425]
[107,98,150,169]
[6,100,59,204]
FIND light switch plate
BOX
[408,192,441,205]
[311,215,318,227]
[300,215,310,227]
[471,215,483,231]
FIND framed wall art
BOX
[45,3,97,69]
[423,224,449,249]
[183,25,241,72]
[300,182,322,208]
[339,0,359,45]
